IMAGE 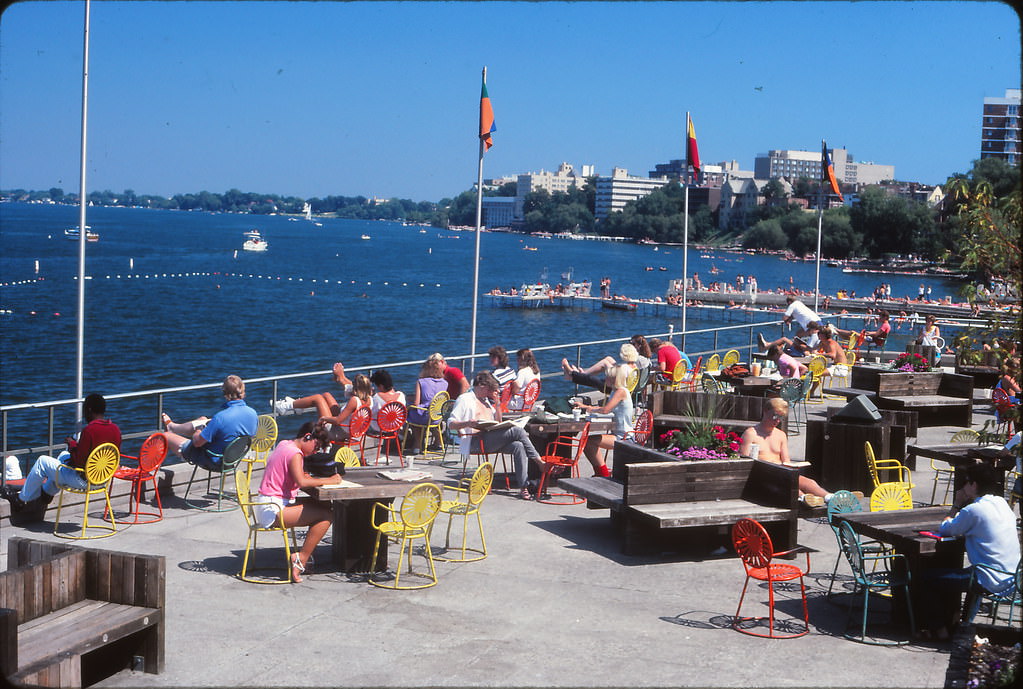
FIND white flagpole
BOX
[469,66,487,375]
[680,112,690,346]
[813,140,824,312]
[75,0,91,413]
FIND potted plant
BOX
[890,352,932,372]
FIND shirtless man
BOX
[809,325,849,394]
[739,398,858,507]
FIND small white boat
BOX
[361,234,371,240]
[242,229,268,252]
[64,226,99,242]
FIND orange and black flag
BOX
[480,78,496,152]
[686,115,701,183]
[822,141,844,202]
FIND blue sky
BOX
[1,1,1019,202]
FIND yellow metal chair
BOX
[653,359,685,392]
[805,355,829,402]
[869,482,914,512]
[244,414,278,480]
[404,391,450,460]
[234,466,298,584]
[625,368,639,394]
[54,442,121,540]
[433,462,493,562]
[722,349,740,368]
[370,482,443,589]
[334,445,363,468]
[931,429,980,505]
[705,353,721,375]
[864,441,913,492]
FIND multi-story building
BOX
[647,159,753,187]
[594,168,670,220]
[718,177,767,230]
[514,162,593,219]
[481,196,515,228]
[981,88,1021,165]
[753,148,894,186]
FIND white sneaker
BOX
[272,396,295,416]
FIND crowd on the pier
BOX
[3,321,1019,613]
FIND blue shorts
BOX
[181,441,220,471]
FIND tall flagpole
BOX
[469,66,487,375]
[813,139,824,312]
[680,112,690,346]
[75,0,91,414]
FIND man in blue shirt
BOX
[164,375,258,470]
[919,463,1020,638]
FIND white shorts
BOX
[828,364,850,377]
[252,494,287,528]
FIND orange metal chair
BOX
[679,356,703,391]
[112,432,168,524]
[632,409,653,447]
[536,421,591,505]
[731,518,811,638]
[374,401,407,467]
[507,378,541,412]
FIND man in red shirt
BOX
[430,352,469,399]
[3,393,121,512]
[649,338,681,374]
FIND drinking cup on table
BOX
[751,362,762,377]
[407,454,415,469]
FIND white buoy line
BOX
[2,272,443,290]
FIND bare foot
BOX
[561,358,573,381]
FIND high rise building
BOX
[753,148,894,185]
[981,88,1021,165]
[594,168,670,220]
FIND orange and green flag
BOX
[480,80,496,151]
[822,141,844,201]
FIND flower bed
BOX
[890,351,932,372]
[658,425,741,461]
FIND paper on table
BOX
[318,479,362,489]
[377,470,432,481]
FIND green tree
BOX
[742,218,787,250]
[850,186,934,258]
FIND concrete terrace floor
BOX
[1,397,1012,688]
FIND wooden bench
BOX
[0,537,165,688]
[561,441,798,555]
[833,367,973,427]
[650,390,787,440]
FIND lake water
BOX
[0,202,963,416]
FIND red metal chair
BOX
[679,356,703,391]
[374,401,407,467]
[112,432,168,524]
[347,405,372,462]
[508,379,541,412]
[536,421,590,505]
[498,383,514,413]
[992,388,1017,438]
[731,518,811,639]
[632,409,653,447]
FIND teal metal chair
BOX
[962,562,1022,627]
[837,520,915,645]
[184,435,252,512]
[825,491,888,598]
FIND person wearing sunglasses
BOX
[255,421,336,582]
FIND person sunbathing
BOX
[739,398,858,507]
[561,342,643,391]
[272,361,355,418]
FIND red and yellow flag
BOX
[822,141,844,202]
[686,116,701,182]
[480,80,496,151]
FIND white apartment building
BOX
[514,162,593,219]
[981,88,1021,165]
[754,148,894,186]
[594,168,670,220]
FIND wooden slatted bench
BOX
[0,537,164,688]
[843,367,973,427]
[561,441,799,555]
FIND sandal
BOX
[161,413,172,431]
[290,553,306,583]
[518,486,533,500]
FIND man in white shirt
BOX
[782,296,821,331]
[449,371,543,499]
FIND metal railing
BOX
[1,320,782,459]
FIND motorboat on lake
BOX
[64,226,99,241]
[242,229,268,252]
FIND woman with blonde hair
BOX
[572,364,633,478]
